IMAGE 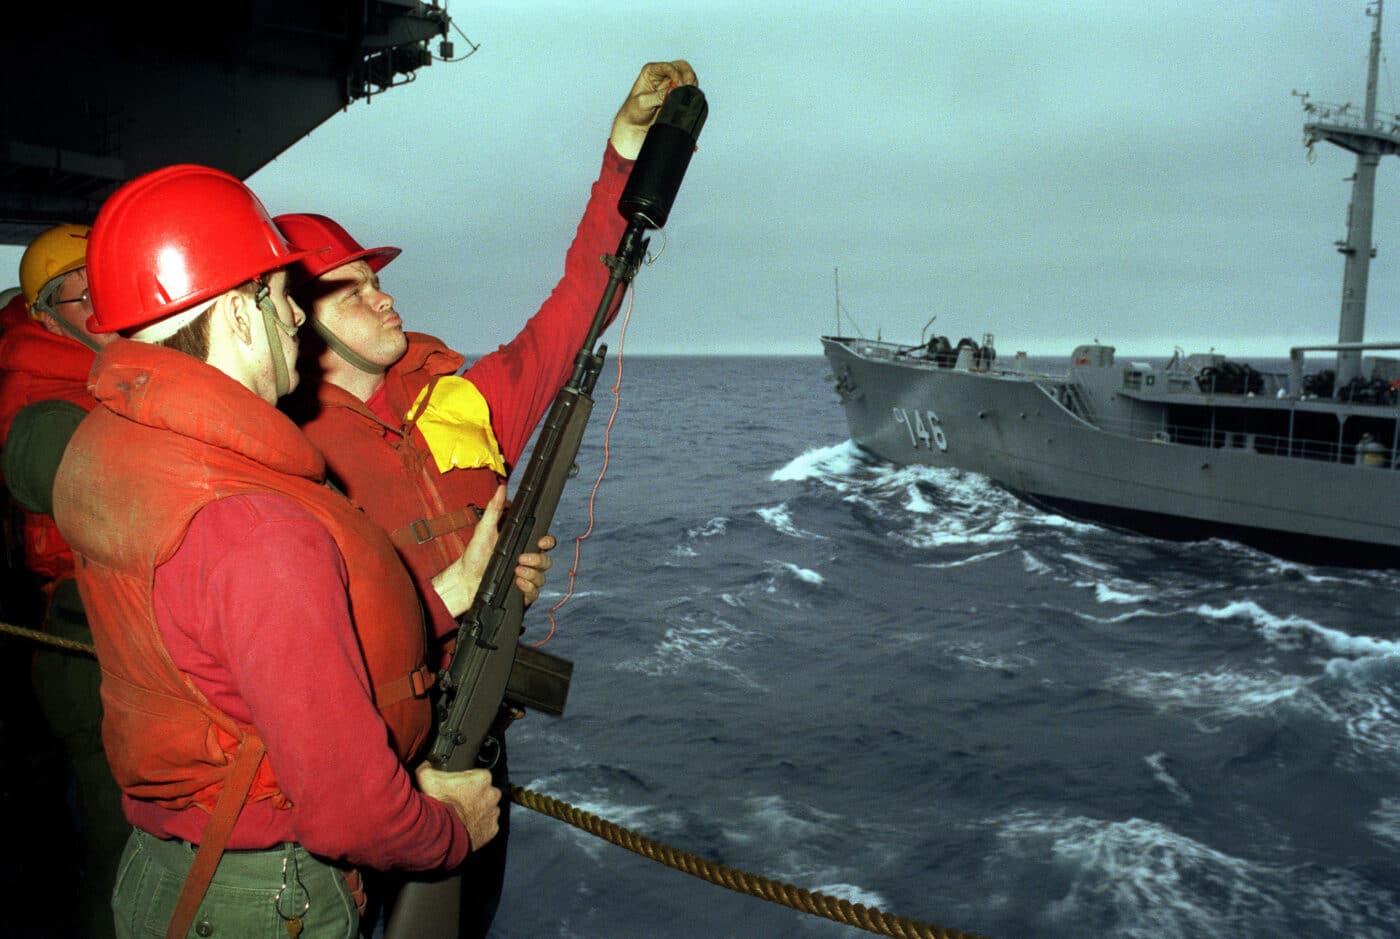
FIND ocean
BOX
[489,354,1400,939]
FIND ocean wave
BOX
[987,809,1395,938]
[1196,600,1400,660]
[1318,666,1400,767]
[1069,606,1181,626]
[1144,751,1193,806]
[614,615,762,690]
[766,560,824,589]
[672,516,731,557]
[1105,667,1318,721]
[519,775,685,861]
[1262,553,1398,587]
[784,444,1115,553]
[1367,797,1400,850]
[1063,552,1113,571]
[722,794,884,897]
[808,882,890,914]
[1107,662,1400,766]
[1022,550,1055,576]
[685,516,730,540]
[725,794,842,846]
[916,549,1008,569]
[1085,581,1154,605]
[755,501,827,540]
[949,640,1038,674]
[770,440,866,484]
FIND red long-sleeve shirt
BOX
[127,493,470,870]
[302,142,632,644]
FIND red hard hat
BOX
[274,213,401,283]
[86,165,316,333]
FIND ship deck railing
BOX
[1085,410,1399,468]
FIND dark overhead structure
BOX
[0,1,455,246]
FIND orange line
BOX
[532,286,635,646]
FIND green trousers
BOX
[113,829,360,938]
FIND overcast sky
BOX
[6,1,1399,357]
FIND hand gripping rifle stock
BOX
[385,85,707,939]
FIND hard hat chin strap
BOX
[253,281,293,399]
[310,317,384,375]
[32,282,101,353]
[43,307,102,352]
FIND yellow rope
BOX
[0,619,992,938]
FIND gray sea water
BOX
[492,354,1400,939]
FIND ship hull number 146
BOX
[892,406,948,452]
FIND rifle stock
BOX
[385,84,706,939]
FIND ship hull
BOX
[822,337,1400,565]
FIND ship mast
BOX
[1302,0,1400,390]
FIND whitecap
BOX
[949,641,1037,673]
[982,810,1400,938]
[770,440,864,483]
[727,793,841,845]
[1063,552,1113,572]
[614,616,761,689]
[809,882,889,912]
[1084,581,1151,605]
[772,561,823,587]
[722,794,865,889]
[1072,607,1176,625]
[1105,667,1317,722]
[917,549,1007,569]
[754,502,826,540]
[520,777,683,861]
[1144,751,1192,805]
[685,516,729,540]
[1197,600,1400,660]
[1022,551,1054,575]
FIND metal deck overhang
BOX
[0,0,450,246]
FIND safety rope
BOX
[0,619,992,938]
[0,619,93,655]
[510,784,991,939]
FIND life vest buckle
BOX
[409,518,433,544]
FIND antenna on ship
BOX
[834,266,841,335]
[1301,0,1400,391]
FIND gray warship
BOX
[822,1,1400,566]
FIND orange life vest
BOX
[0,318,95,580]
[53,340,431,813]
[298,333,502,644]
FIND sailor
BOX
[49,165,542,938]
[0,223,127,938]
[274,58,696,937]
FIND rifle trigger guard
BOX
[477,735,501,770]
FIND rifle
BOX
[384,84,707,939]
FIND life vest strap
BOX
[375,664,436,705]
[388,504,482,550]
[164,735,268,939]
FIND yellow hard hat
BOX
[19,223,91,316]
